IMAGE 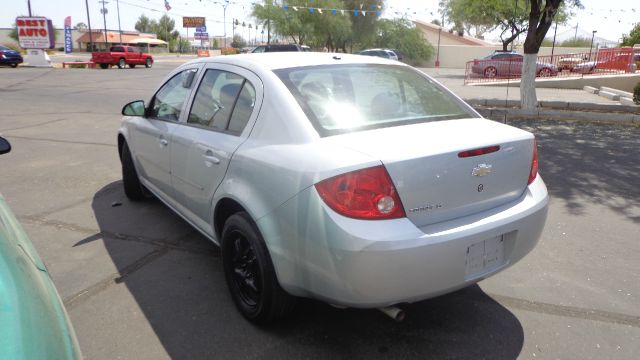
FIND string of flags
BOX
[279,4,383,17]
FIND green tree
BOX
[74,22,87,30]
[230,34,246,48]
[374,18,434,65]
[621,23,640,47]
[135,14,154,33]
[439,0,575,51]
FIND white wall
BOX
[429,45,593,68]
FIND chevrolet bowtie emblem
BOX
[471,164,492,177]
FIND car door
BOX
[170,65,261,228]
[131,67,199,199]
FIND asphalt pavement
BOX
[0,61,638,359]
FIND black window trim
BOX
[147,68,199,123]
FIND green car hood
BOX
[0,195,81,359]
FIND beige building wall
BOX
[428,45,593,68]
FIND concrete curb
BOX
[473,106,640,123]
[465,98,640,114]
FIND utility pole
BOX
[27,0,32,16]
[85,0,94,51]
[98,0,109,47]
[574,23,578,41]
[116,0,122,44]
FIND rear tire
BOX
[483,66,497,78]
[145,58,152,68]
[121,142,146,201]
[117,58,126,69]
[222,212,296,324]
[10,63,18,68]
[99,63,109,69]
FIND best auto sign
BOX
[16,17,55,49]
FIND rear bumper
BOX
[258,176,549,308]
[0,57,23,65]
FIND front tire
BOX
[222,212,296,324]
[10,63,18,68]
[121,142,146,201]
[117,58,126,69]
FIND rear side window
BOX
[188,69,256,135]
[275,64,475,137]
[111,46,125,52]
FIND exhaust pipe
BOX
[378,306,405,322]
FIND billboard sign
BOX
[183,17,205,28]
[64,16,72,54]
[16,17,55,49]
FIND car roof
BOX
[183,52,403,71]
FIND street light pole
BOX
[436,27,441,68]
[27,0,32,16]
[223,1,228,49]
[551,20,558,62]
[589,30,597,61]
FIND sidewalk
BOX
[421,68,640,123]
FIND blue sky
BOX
[1,0,637,43]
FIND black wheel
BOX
[118,58,126,69]
[145,58,152,68]
[10,63,18,68]
[537,67,552,77]
[128,64,136,68]
[99,63,109,69]
[483,66,497,78]
[120,142,146,201]
[222,212,296,324]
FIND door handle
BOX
[203,150,220,165]
[159,138,168,146]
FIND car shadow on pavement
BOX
[516,120,640,223]
[81,181,524,359]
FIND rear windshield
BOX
[275,64,475,136]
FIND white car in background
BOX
[118,53,549,323]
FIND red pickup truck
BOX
[91,46,154,69]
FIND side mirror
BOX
[0,136,11,155]
[122,100,146,116]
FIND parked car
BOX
[572,52,639,74]
[251,44,311,53]
[0,45,23,68]
[558,55,587,71]
[472,51,558,78]
[91,45,154,69]
[0,136,82,358]
[118,53,549,324]
[358,48,399,60]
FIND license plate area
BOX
[465,235,505,279]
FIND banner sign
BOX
[183,17,205,28]
[16,17,55,49]
[64,16,72,54]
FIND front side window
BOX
[276,64,475,136]
[149,69,198,121]
[188,69,254,134]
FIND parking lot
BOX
[1,61,639,359]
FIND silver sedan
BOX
[118,53,549,323]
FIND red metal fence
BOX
[464,47,639,84]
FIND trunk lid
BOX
[324,118,534,227]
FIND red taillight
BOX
[458,145,500,158]
[315,165,406,220]
[528,140,538,185]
